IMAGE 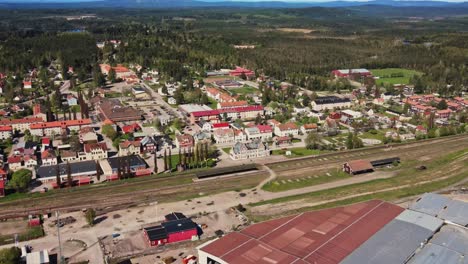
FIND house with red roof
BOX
[100,64,133,79]
[175,134,194,150]
[118,140,141,157]
[213,128,235,144]
[33,104,48,121]
[274,122,299,137]
[122,123,141,134]
[23,80,32,89]
[84,142,108,160]
[245,125,273,141]
[0,168,7,181]
[218,101,249,109]
[0,117,43,133]
[30,119,92,137]
[41,149,57,166]
[436,109,451,119]
[301,123,318,134]
[8,155,37,171]
[212,122,230,131]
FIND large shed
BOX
[343,160,374,175]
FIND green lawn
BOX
[222,147,231,154]
[272,147,320,157]
[359,130,386,141]
[371,68,422,85]
[262,169,350,192]
[230,85,258,95]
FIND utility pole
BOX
[56,211,64,264]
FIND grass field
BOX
[251,148,467,208]
[371,68,422,85]
[272,147,321,157]
[230,85,258,95]
[262,169,350,192]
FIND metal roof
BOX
[407,244,463,264]
[341,210,443,264]
[438,200,468,226]
[409,193,451,216]
[395,210,444,232]
[199,200,404,264]
[410,193,468,226]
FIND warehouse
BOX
[341,210,444,264]
[410,193,468,226]
[343,159,374,175]
[197,200,403,264]
[144,215,199,247]
[36,160,97,183]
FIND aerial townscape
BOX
[0,0,467,264]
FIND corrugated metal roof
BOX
[407,244,463,264]
[395,210,444,232]
[409,193,451,216]
[430,225,468,255]
[340,210,441,264]
[199,200,403,264]
[438,200,468,226]
[410,193,468,226]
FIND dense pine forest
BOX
[0,7,467,95]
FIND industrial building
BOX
[197,194,468,264]
[143,212,199,247]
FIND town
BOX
[0,5,467,264]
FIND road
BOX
[140,81,184,119]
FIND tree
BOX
[0,247,21,264]
[305,132,322,150]
[352,133,364,149]
[66,162,72,188]
[55,164,61,188]
[8,169,32,193]
[153,154,158,174]
[96,161,101,181]
[85,208,96,226]
[163,149,168,171]
[69,135,81,152]
[346,133,354,149]
[102,124,118,140]
[437,99,448,110]
[108,68,117,83]
[168,148,172,170]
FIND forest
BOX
[0,6,467,96]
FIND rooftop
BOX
[200,200,403,264]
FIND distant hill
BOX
[0,0,467,9]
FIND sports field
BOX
[371,68,422,85]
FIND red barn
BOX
[332,69,372,78]
[229,67,254,78]
[144,217,199,247]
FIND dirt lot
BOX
[102,209,245,261]
[277,27,315,33]
[0,219,28,236]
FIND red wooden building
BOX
[143,213,199,247]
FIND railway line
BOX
[0,134,467,219]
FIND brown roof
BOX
[98,99,143,122]
[119,140,140,149]
[84,142,108,153]
[200,200,404,264]
[278,122,298,131]
[346,159,374,172]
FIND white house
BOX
[213,128,235,144]
[274,122,299,137]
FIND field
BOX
[230,85,259,95]
[371,68,422,85]
[249,140,468,220]
[0,220,44,245]
[272,147,321,157]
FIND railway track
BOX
[0,134,467,219]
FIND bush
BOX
[0,247,21,264]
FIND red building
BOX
[332,69,372,78]
[229,67,255,78]
[0,179,5,197]
[144,213,199,247]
